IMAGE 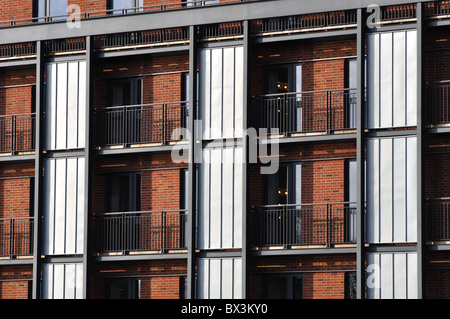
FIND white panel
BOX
[379,138,393,243]
[393,138,406,242]
[42,263,84,300]
[209,259,221,299]
[222,48,235,138]
[407,253,418,299]
[234,46,244,138]
[65,158,77,254]
[45,60,87,151]
[380,253,393,299]
[54,158,67,254]
[197,258,242,299]
[393,32,406,127]
[56,63,68,150]
[406,30,418,126]
[233,148,243,248]
[43,158,85,255]
[67,62,79,149]
[199,46,244,140]
[406,137,418,242]
[394,253,407,299]
[53,264,65,299]
[210,149,222,249]
[200,49,211,140]
[366,30,417,129]
[78,61,87,149]
[379,33,393,128]
[222,148,234,249]
[198,147,243,250]
[210,48,223,140]
[366,139,379,243]
[367,34,380,129]
[366,137,418,244]
[367,252,418,299]
[77,158,85,253]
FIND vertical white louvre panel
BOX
[197,258,242,299]
[366,137,417,244]
[42,263,84,299]
[199,46,244,140]
[43,157,85,255]
[198,147,243,250]
[366,252,418,299]
[366,30,417,129]
[45,60,86,150]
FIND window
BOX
[183,0,219,7]
[345,272,357,299]
[265,275,303,299]
[265,64,302,134]
[346,59,357,129]
[265,162,301,205]
[345,159,357,243]
[108,172,141,212]
[107,77,143,145]
[34,0,68,20]
[108,0,143,14]
[265,163,302,245]
[106,278,140,299]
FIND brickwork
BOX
[0,265,32,299]
[249,255,356,299]
[90,260,186,299]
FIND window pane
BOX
[292,276,303,299]
[49,0,67,17]
[266,277,287,299]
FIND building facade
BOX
[0,0,448,299]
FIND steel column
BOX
[32,40,44,300]
[241,19,250,299]
[356,8,366,300]
[187,25,198,299]
[416,2,424,299]
[82,36,94,299]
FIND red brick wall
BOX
[0,265,32,299]
[90,260,186,299]
[0,69,35,116]
[0,0,34,21]
[249,255,356,299]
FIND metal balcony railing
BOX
[426,198,450,242]
[0,0,251,28]
[95,27,189,49]
[426,84,450,125]
[252,89,357,136]
[252,10,357,35]
[92,210,187,254]
[0,114,36,154]
[95,101,188,148]
[425,1,450,18]
[251,202,357,248]
[0,43,36,59]
[0,217,34,258]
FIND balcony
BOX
[251,10,357,36]
[0,217,34,259]
[0,114,36,155]
[0,0,250,28]
[251,89,356,137]
[94,102,188,149]
[426,198,450,243]
[251,202,357,249]
[426,84,450,126]
[91,210,187,255]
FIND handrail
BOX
[254,88,357,99]
[95,101,188,111]
[93,209,188,216]
[254,201,357,209]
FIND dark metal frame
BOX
[0,0,437,300]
